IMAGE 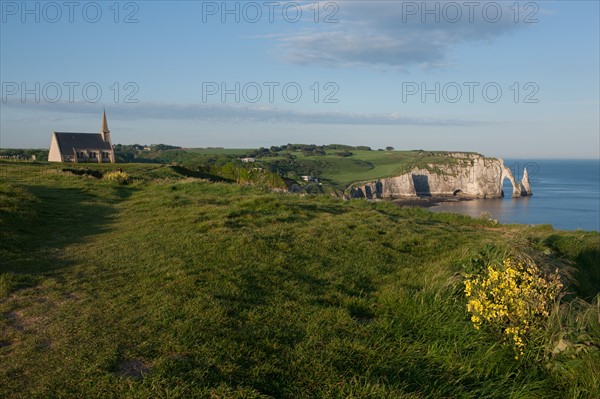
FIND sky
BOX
[0,0,598,158]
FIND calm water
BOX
[430,160,600,231]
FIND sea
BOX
[429,160,600,232]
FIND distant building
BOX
[48,111,115,163]
[301,176,319,183]
[241,157,256,163]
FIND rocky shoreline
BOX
[392,196,473,209]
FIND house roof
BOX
[54,132,112,156]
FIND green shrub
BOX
[103,170,130,185]
[465,257,563,358]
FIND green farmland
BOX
[1,160,598,398]
[132,146,484,191]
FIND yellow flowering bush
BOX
[104,170,130,185]
[464,258,563,358]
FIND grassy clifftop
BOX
[111,145,487,192]
[1,161,599,398]
[280,150,483,189]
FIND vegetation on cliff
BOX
[109,144,486,193]
[2,144,494,194]
[1,160,598,398]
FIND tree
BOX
[385,146,394,151]
[335,151,353,157]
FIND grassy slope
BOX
[271,150,480,188]
[314,150,417,186]
[167,149,481,190]
[185,148,252,155]
[1,161,599,398]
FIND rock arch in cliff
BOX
[347,155,531,200]
[500,160,522,197]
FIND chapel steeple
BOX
[101,109,110,142]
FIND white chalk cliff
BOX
[349,154,531,199]
[520,167,533,196]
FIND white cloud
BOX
[265,0,533,69]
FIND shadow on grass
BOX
[61,168,103,179]
[544,234,600,301]
[170,165,233,183]
[1,184,135,291]
[572,248,600,300]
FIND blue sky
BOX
[1,0,598,158]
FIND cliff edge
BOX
[349,154,530,200]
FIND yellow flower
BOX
[464,257,562,358]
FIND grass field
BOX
[255,150,483,189]
[1,160,599,398]
[141,147,483,191]
[185,148,253,155]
